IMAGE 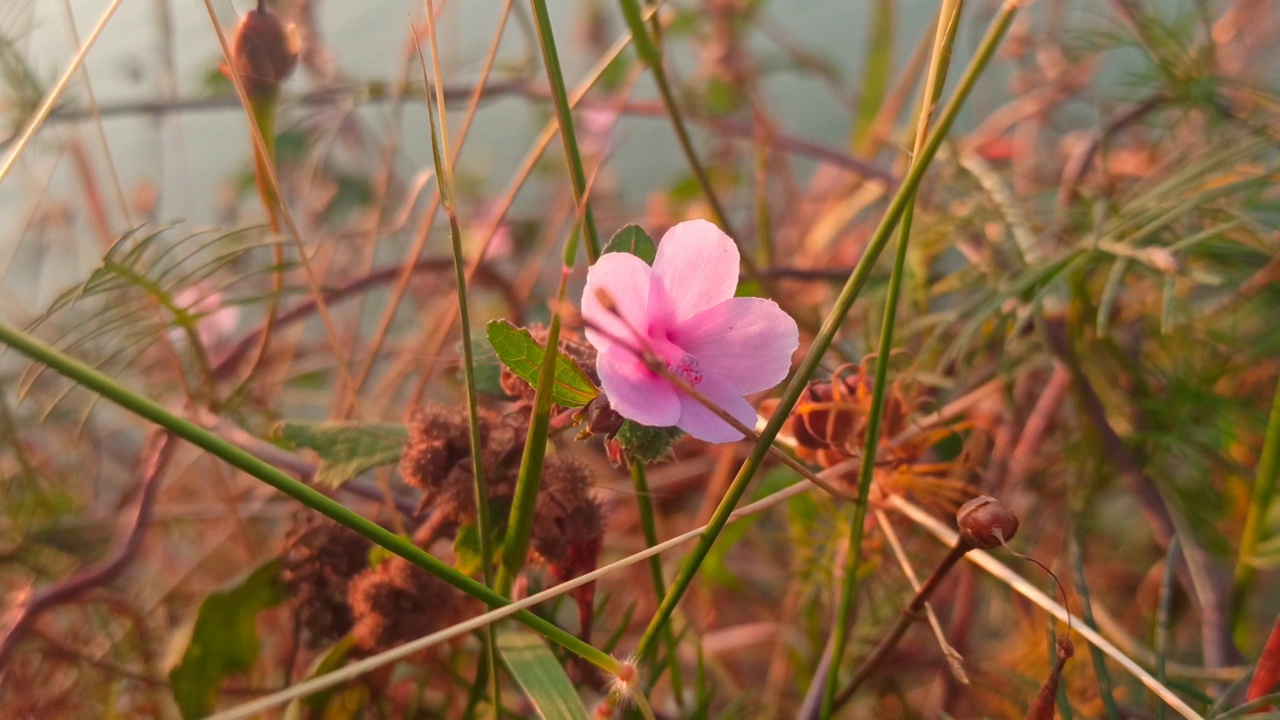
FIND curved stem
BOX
[0,320,617,674]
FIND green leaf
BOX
[454,522,503,576]
[275,421,408,488]
[498,628,591,720]
[169,560,286,719]
[485,320,598,408]
[282,636,360,720]
[602,224,656,265]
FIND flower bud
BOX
[956,495,1019,549]
[231,7,298,97]
[583,394,624,439]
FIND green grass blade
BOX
[498,628,592,720]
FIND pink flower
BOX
[581,220,799,443]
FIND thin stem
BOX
[1231,375,1280,629]
[822,1,963,713]
[627,1,1020,672]
[417,5,502,714]
[617,0,751,274]
[0,320,616,674]
[528,0,600,263]
[200,0,362,417]
[629,460,684,702]
[831,540,972,709]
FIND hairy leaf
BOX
[275,421,408,488]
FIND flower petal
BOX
[671,297,799,394]
[597,350,681,428]
[674,370,758,443]
[650,219,740,325]
[581,251,653,356]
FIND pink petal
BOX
[581,251,653,356]
[650,220,740,325]
[597,350,681,428]
[674,370,758,443]
[670,297,798,394]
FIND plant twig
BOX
[0,431,173,666]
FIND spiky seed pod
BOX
[531,455,596,565]
[956,495,1019,549]
[281,517,371,647]
[529,455,604,640]
[346,557,476,655]
[230,7,298,97]
[400,403,472,492]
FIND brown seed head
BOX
[281,517,371,647]
[346,557,476,655]
[231,7,298,97]
[956,495,1019,549]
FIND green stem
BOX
[499,0,608,594]
[629,0,1019,669]
[528,0,600,264]
[1069,533,1122,720]
[821,2,962,713]
[617,0,752,277]
[498,307,566,592]
[629,460,684,702]
[1231,375,1280,631]
[416,11,502,713]
[0,320,618,674]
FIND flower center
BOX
[669,353,704,386]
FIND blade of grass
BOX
[416,4,503,715]
[0,320,617,676]
[852,0,895,153]
[1231,376,1280,632]
[1157,537,1182,720]
[0,0,123,189]
[527,0,600,262]
[498,628,592,720]
[1070,531,1123,720]
[344,0,512,411]
[821,0,963,713]
[625,3,1024,680]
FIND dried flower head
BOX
[346,557,476,655]
[230,7,298,97]
[530,454,604,640]
[281,517,371,647]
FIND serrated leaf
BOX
[497,628,591,720]
[275,421,408,488]
[169,560,286,719]
[485,320,598,408]
[602,224,656,265]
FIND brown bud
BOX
[231,7,298,97]
[583,395,624,439]
[956,495,1019,549]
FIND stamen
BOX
[670,353,704,386]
